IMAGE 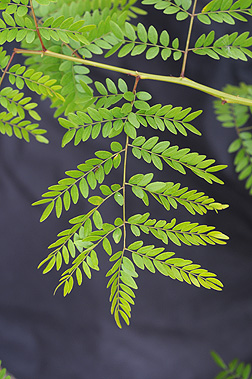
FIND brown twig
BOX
[63,43,83,59]
[29,0,46,52]
[0,50,16,87]
[133,74,141,94]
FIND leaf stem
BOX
[180,0,198,77]
[122,135,129,249]
[122,75,140,248]
[13,47,252,107]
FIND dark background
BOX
[0,1,252,378]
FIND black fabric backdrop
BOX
[0,2,252,378]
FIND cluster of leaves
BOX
[142,0,252,24]
[128,173,229,214]
[0,3,36,45]
[0,109,48,142]
[0,0,29,17]
[107,240,224,327]
[0,0,139,116]
[39,210,122,275]
[130,135,227,183]
[6,63,64,99]
[81,0,252,66]
[0,50,59,142]
[0,86,40,120]
[33,0,144,19]
[0,360,11,379]
[142,0,252,62]
[78,13,252,64]
[38,17,95,45]
[41,213,125,298]
[20,6,138,115]
[200,0,252,25]
[1,0,250,121]
[212,351,252,379]
[133,103,202,136]
[58,77,132,143]
[106,21,183,61]
[0,0,237,328]
[38,205,226,327]
[142,0,192,21]
[28,64,230,327]
[25,45,95,116]
[34,135,228,329]
[0,49,48,142]
[32,140,124,221]
[56,78,206,148]
[127,212,228,246]
[0,1,96,45]
[193,30,252,61]
[125,241,224,290]
[0,50,63,102]
[214,83,252,194]
[9,0,251,126]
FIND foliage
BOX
[0,0,251,328]
[0,361,11,379]
[212,351,252,379]
[214,83,252,194]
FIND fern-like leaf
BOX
[131,135,227,184]
[128,173,229,213]
[214,83,252,194]
[127,213,229,246]
[212,351,252,379]
[199,0,252,24]
[0,110,48,142]
[32,142,124,220]
[193,31,252,61]
[105,21,183,61]
[142,0,192,21]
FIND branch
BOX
[13,48,252,107]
